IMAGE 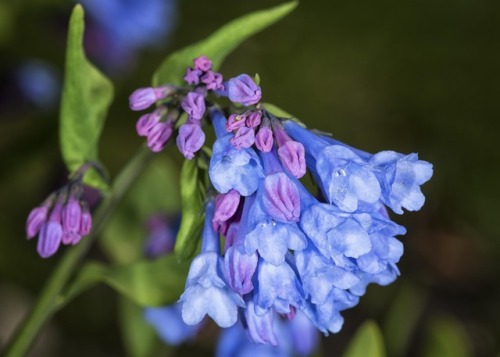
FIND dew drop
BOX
[334,169,347,177]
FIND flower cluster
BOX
[129,56,226,157]
[142,211,319,356]
[25,172,92,258]
[129,56,433,348]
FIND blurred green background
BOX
[1,0,499,356]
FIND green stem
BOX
[2,146,153,357]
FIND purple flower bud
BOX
[184,67,202,85]
[246,111,262,128]
[201,71,215,84]
[181,92,206,120]
[147,121,174,152]
[80,203,92,236]
[37,202,63,258]
[193,55,212,72]
[230,127,255,150]
[62,198,82,234]
[38,222,63,258]
[26,205,49,239]
[226,114,247,132]
[262,173,301,222]
[62,231,81,245]
[255,127,274,152]
[207,73,224,91]
[136,108,164,137]
[227,74,262,106]
[201,71,225,91]
[176,123,205,160]
[213,190,241,230]
[129,86,174,111]
[278,141,306,178]
[224,243,258,295]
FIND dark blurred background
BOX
[1,0,499,356]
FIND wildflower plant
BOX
[5,2,433,357]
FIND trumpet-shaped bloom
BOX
[370,151,433,214]
[253,258,305,316]
[209,109,264,196]
[180,252,245,327]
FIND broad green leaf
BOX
[63,254,190,307]
[343,320,386,357]
[101,156,180,264]
[59,5,113,190]
[152,1,298,86]
[420,315,472,357]
[174,158,206,262]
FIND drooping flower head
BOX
[25,165,97,258]
[126,56,433,347]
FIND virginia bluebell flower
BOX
[37,198,64,258]
[223,195,259,296]
[209,108,264,196]
[253,257,305,316]
[129,86,175,111]
[144,214,178,258]
[244,151,307,266]
[179,201,245,327]
[81,0,178,72]
[226,113,248,132]
[217,322,290,357]
[16,60,60,110]
[147,120,174,153]
[244,298,278,345]
[176,121,205,160]
[181,91,206,121]
[225,74,262,106]
[283,120,432,214]
[144,303,200,345]
[127,56,433,345]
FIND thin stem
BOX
[2,145,153,357]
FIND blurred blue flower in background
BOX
[80,0,178,71]
[16,60,60,110]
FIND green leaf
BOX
[261,102,305,126]
[152,1,298,87]
[101,156,180,264]
[420,315,472,357]
[59,5,113,190]
[63,254,190,307]
[174,158,206,262]
[383,282,428,356]
[343,320,386,357]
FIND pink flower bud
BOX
[226,114,247,132]
[230,127,255,150]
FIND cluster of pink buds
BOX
[26,182,92,258]
[129,56,226,159]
